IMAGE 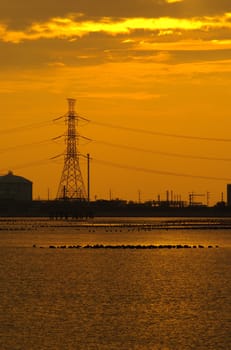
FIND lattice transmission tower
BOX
[56,98,87,200]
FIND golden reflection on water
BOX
[0,220,230,349]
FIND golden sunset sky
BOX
[0,0,231,204]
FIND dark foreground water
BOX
[0,218,230,349]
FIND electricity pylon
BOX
[56,98,87,200]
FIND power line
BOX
[0,120,53,136]
[93,158,231,182]
[92,139,231,162]
[91,120,231,142]
[0,158,52,172]
[1,116,230,143]
[2,153,229,182]
[0,137,60,154]
[1,133,230,163]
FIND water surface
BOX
[0,218,230,349]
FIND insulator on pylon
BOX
[56,99,87,200]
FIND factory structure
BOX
[0,171,230,217]
[0,98,230,216]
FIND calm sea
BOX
[0,218,230,350]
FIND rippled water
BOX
[0,218,231,349]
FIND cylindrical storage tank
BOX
[0,171,32,201]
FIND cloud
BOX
[0,14,231,72]
[0,0,231,28]
[76,91,163,100]
[165,0,184,3]
[137,39,231,52]
[0,3,231,73]
[1,13,231,43]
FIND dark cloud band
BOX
[1,0,231,29]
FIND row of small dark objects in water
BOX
[1,218,231,231]
[43,244,219,249]
[2,224,231,231]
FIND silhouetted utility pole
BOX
[56,98,87,200]
[138,190,141,203]
[87,153,90,202]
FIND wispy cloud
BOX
[137,39,231,51]
[165,0,184,3]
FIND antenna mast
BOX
[56,98,87,200]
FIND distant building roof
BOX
[0,171,32,184]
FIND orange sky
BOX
[0,0,231,204]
